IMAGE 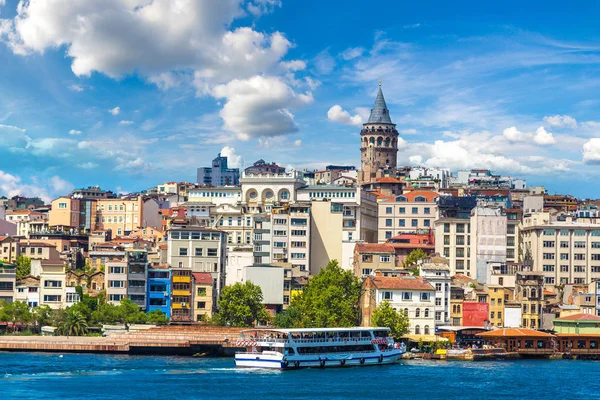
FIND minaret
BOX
[359,82,399,183]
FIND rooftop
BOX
[192,272,213,284]
[355,243,395,254]
[477,328,554,338]
[555,313,600,321]
[367,86,393,124]
[369,275,435,291]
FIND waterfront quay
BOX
[0,326,244,356]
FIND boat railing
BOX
[290,337,381,344]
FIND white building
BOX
[225,245,254,286]
[408,167,451,189]
[419,261,451,326]
[6,210,46,238]
[471,207,507,283]
[362,274,436,336]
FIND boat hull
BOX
[235,350,404,369]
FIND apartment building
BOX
[15,276,40,307]
[522,213,600,286]
[378,190,439,242]
[105,260,127,305]
[146,265,171,318]
[361,273,436,336]
[0,262,16,303]
[270,204,311,271]
[353,243,395,278]
[39,260,68,309]
[419,260,451,326]
[171,268,193,323]
[298,185,377,272]
[95,196,161,236]
[241,170,305,214]
[471,207,507,283]
[197,153,240,186]
[192,272,214,321]
[127,250,148,310]
[167,227,227,298]
[6,210,46,237]
[48,197,81,231]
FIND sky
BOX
[1,0,600,202]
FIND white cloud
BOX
[220,146,242,168]
[246,0,281,16]
[583,138,600,164]
[0,170,72,203]
[77,162,98,169]
[114,157,151,172]
[403,23,421,29]
[340,47,364,61]
[408,155,423,164]
[68,129,82,135]
[327,105,363,126]
[544,114,577,129]
[0,124,25,133]
[119,120,134,126]
[503,126,526,142]
[68,84,84,92]
[294,139,302,147]
[533,126,556,145]
[212,75,313,140]
[141,119,158,131]
[280,60,306,72]
[109,106,121,116]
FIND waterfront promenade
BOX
[0,326,245,355]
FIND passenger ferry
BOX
[234,327,405,369]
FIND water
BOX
[0,352,598,399]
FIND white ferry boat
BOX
[234,327,405,369]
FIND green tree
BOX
[0,301,32,332]
[274,303,303,328]
[146,309,169,325]
[32,305,54,330]
[402,249,429,271]
[15,255,32,279]
[57,309,88,336]
[91,303,119,326]
[290,260,362,328]
[371,301,410,339]
[116,298,147,324]
[213,281,269,327]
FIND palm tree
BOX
[57,310,88,336]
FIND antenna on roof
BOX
[379,78,382,87]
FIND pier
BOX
[0,326,246,356]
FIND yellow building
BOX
[95,197,159,236]
[171,269,192,323]
[487,285,513,327]
[192,272,214,322]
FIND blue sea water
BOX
[0,352,598,399]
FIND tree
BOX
[289,260,362,328]
[402,249,429,271]
[371,301,410,339]
[116,298,147,324]
[15,255,32,279]
[274,304,302,328]
[0,301,32,332]
[146,310,169,325]
[32,305,54,330]
[57,309,88,336]
[213,281,269,327]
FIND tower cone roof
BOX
[367,86,393,124]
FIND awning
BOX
[402,334,449,342]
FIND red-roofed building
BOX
[378,191,439,243]
[361,272,436,335]
[385,231,435,266]
[553,313,600,334]
[353,243,396,278]
[192,272,214,322]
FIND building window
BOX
[58,202,67,209]
[543,253,555,260]
[385,207,392,214]
[380,255,391,263]
[385,219,392,227]
[179,248,188,256]
[207,248,218,257]
[382,291,392,300]
[435,298,441,306]
[444,223,450,233]
[421,292,431,301]
[456,224,465,233]
[545,277,555,284]
[402,292,412,301]
[399,219,405,227]
[196,302,206,309]
[385,231,392,239]
[399,207,405,214]
[424,308,430,318]
[435,311,441,321]
[411,219,418,227]
[543,241,555,248]
[415,325,420,334]
[411,207,418,214]
[424,207,430,214]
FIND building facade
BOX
[197,153,240,186]
[378,191,439,242]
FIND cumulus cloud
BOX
[401,128,417,135]
[68,129,82,135]
[119,120,134,126]
[0,170,72,203]
[294,139,302,147]
[544,114,577,129]
[220,146,243,169]
[108,106,120,116]
[583,138,600,164]
[408,155,423,164]
[280,60,306,72]
[503,126,526,142]
[327,105,363,126]
[212,76,312,140]
[533,126,556,145]
[313,49,335,74]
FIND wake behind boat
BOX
[234,327,405,369]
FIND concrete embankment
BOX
[0,326,245,356]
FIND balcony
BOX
[173,289,191,296]
[128,286,146,294]
[173,276,191,283]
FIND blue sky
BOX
[1,0,600,201]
